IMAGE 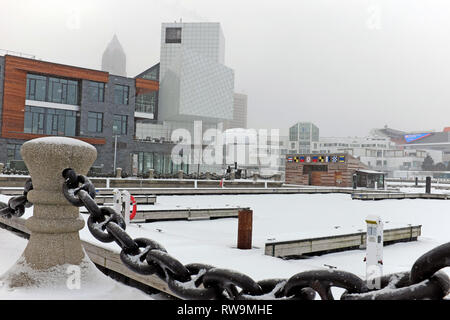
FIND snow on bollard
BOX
[0,137,149,299]
[364,215,383,290]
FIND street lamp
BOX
[113,135,120,173]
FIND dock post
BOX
[237,209,253,249]
[425,176,431,194]
[0,137,97,289]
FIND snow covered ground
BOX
[1,192,449,299]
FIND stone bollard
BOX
[116,167,122,178]
[230,171,235,181]
[0,137,150,298]
[148,169,154,179]
[0,162,4,173]
[22,137,97,269]
[178,170,184,180]
[205,172,211,180]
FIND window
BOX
[87,81,105,102]
[135,91,157,114]
[47,77,78,105]
[26,74,79,105]
[134,152,186,175]
[114,84,129,105]
[24,106,77,136]
[45,108,77,136]
[7,144,22,163]
[88,112,103,133]
[165,27,182,43]
[24,106,45,134]
[26,74,47,101]
[113,114,127,135]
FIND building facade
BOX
[224,93,248,130]
[0,54,186,175]
[285,153,368,187]
[288,122,319,154]
[158,22,234,126]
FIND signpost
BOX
[365,214,383,289]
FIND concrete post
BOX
[116,167,122,178]
[206,172,211,180]
[178,170,184,180]
[230,171,235,181]
[21,137,97,269]
[237,209,253,249]
[0,137,151,298]
[148,169,154,179]
[0,163,4,173]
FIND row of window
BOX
[26,73,131,106]
[6,143,185,175]
[24,106,128,136]
[24,106,77,136]
[27,74,79,105]
[134,151,189,175]
[88,112,128,135]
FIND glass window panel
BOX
[88,112,103,133]
[165,27,182,43]
[114,84,129,105]
[65,114,76,136]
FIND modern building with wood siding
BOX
[285,153,369,187]
[0,54,185,175]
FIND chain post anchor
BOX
[0,137,97,290]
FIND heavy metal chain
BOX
[0,178,33,218]
[23,168,447,299]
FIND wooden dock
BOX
[265,225,422,258]
[0,215,180,299]
[132,207,244,222]
[94,194,156,205]
[80,206,244,222]
[352,192,450,200]
[0,186,401,197]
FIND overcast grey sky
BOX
[1,0,450,137]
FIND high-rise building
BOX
[158,22,234,124]
[288,122,320,154]
[102,35,127,77]
[224,93,248,129]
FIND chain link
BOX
[59,169,450,300]
[0,178,33,218]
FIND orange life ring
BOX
[130,195,137,220]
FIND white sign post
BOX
[112,188,121,215]
[121,190,131,226]
[365,214,383,290]
[112,188,131,226]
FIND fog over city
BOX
[2,0,450,136]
